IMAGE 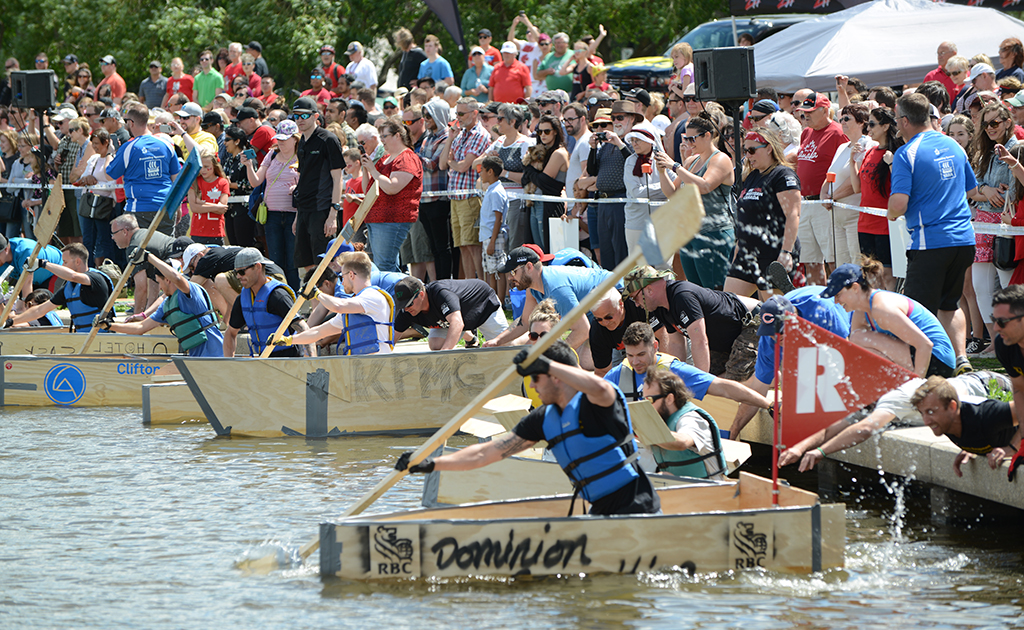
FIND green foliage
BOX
[0,0,726,96]
[987,378,1013,403]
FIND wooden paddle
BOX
[237,183,705,573]
[78,150,202,354]
[0,175,65,326]
[258,181,378,358]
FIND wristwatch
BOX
[781,249,795,257]
[331,202,342,212]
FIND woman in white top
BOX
[475,104,534,249]
[622,121,675,266]
[72,127,118,266]
[822,103,877,267]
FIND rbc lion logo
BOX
[732,522,768,568]
[373,526,414,575]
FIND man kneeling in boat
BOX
[391,276,509,350]
[100,253,224,357]
[5,243,113,331]
[643,368,727,480]
[224,248,310,357]
[604,322,772,411]
[396,340,661,515]
[273,251,394,355]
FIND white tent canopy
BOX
[753,0,1024,93]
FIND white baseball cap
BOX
[500,41,518,55]
[181,243,205,272]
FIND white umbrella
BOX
[753,0,1024,92]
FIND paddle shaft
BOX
[0,175,64,325]
[77,208,165,354]
[258,182,378,358]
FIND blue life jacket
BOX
[651,402,726,479]
[64,268,113,331]
[541,389,641,504]
[335,287,396,355]
[551,248,597,269]
[241,278,291,356]
[40,311,63,327]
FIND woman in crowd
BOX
[851,106,900,291]
[522,299,561,408]
[997,38,1024,83]
[822,103,875,267]
[522,114,568,252]
[460,47,492,103]
[658,113,734,289]
[723,128,800,301]
[560,41,596,102]
[361,119,423,273]
[620,121,672,262]
[230,75,249,99]
[215,48,230,74]
[221,126,257,249]
[72,127,117,266]
[478,104,533,250]
[0,129,24,239]
[946,55,972,114]
[19,133,51,239]
[823,260,955,378]
[966,102,1018,354]
[243,119,300,289]
[69,65,95,105]
[998,144,1024,286]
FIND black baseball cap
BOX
[292,96,318,113]
[393,277,425,311]
[167,236,194,259]
[231,107,259,123]
[498,246,542,274]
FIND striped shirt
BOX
[418,129,449,200]
[447,123,490,200]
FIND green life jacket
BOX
[651,401,726,479]
[163,285,219,352]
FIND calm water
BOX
[2,406,1023,629]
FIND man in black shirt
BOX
[225,248,309,357]
[292,96,345,271]
[394,28,428,90]
[588,286,664,377]
[993,286,1024,427]
[626,266,761,381]
[392,276,508,350]
[911,375,1021,477]
[182,244,286,321]
[396,341,660,516]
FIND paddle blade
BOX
[165,150,202,214]
[35,174,65,238]
[646,184,705,266]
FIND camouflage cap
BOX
[623,266,673,296]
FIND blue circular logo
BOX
[44,363,87,406]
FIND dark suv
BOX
[606,15,816,93]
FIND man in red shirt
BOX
[232,107,275,162]
[96,55,126,104]
[319,44,347,96]
[162,57,194,107]
[489,42,532,103]
[222,42,244,91]
[923,41,958,100]
[795,91,849,285]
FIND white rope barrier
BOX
[803,198,1024,235]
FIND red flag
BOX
[779,316,916,446]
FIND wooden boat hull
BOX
[173,347,523,438]
[320,473,845,579]
[0,329,180,355]
[142,382,206,425]
[1,354,178,407]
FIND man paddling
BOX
[273,251,395,355]
[223,247,309,357]
[101,253,224,357]
[642,368,727,480]
[396,340,661,516]
[604,322,772,410]
[0,233,63,305]
[4,243,113,331]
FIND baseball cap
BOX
[345,42,363,55]
[175,102,204,118]
[148,60,162,69]
[247,41,262,53]
[751,99,780,115]
[97,108,122,122]
[168,237,195,259]
[63,54,78,65]
[181,243,206,272]
[478,28,492,38]
[820,263,864,299]
[969,63,995,83]
[795,91,830,112]
[99,55,116,65]
[624,88,652,109]
[292,96,318,113]
[51,108,78,122]
[393,276,425,311]
[320,44,335,54]
[201,111,224,128]
[500,41,518,55]
[382,96,399,108]
[623,266,672,297]
[234,247,271,270]
[274,119,299,140]
[470,46,485,56]
[498,246,542,274]
[757,296,796,336]
[522,243,555,263]
[231,107,259,123]
[1007,89,1024,108]
[537,89,568,104]
[539,33,551,43]
[317,238,355,259]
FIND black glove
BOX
[514,349,551,377]
[394,450,435,474]
[1009,450,1023,482]
[299,285,320,301]
[97,315,114,331]
[129,248,148,267]
[3,317,12,329]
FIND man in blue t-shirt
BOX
[0,234,63,302]
[727,289,851,438]
[105,103,181,233]
[888,92,975,374]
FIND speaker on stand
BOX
[693,47,756,191]
[10,70,57,206]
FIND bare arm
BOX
[729,375,772,439]
[108,317,163,335]
[432,431,537,471]
[778,189,801,252]
[565,314,590,350]
[686,319,711,373]
[706,377,771,409]
[440,310,466,351]
[887,192,908,220]
[223,326,238,357]
[547,360,618,407]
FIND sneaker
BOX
[954,356,974,376]
[767,261,795,294]
[966,337,986,356]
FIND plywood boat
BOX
[0,328,180,356]
[319,472,845,579]
[1,354,179,407]
[142,382,207,425]
[173,346,523,438]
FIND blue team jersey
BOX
[0,238,61,285]
[891,130,976,250]
[530,266,616,317]
[106,135,181,214]
[755,285,852,386]
[604,357,716,401]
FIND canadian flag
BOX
[778,316,916,446]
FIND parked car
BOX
[606,15,817,93]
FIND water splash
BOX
[234,539,304,573]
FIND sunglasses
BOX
[749,114,767,122]
[683,96,698,103]
[291,112,314,120]
[866,121,884,128]
[984,118,1007,128]
[528,330,547,341]
[403,117,421,125]
[380,133,393,139]
[538,127,555,135]
[993,314,1024,327]
[593,312,616,322]
[682,134,702,142]
[200,57,212,62]
[744,144,767,154]
[562,115,581,123]
[35,58,46,63]
[236,264,257,275]
[646,393,668,403]
[383,104,398,109]
[456,110,472,117]
[840,116,855,123]
[667,98,683,104]
[592,122,612,129]
[613,115,634,122]
[496,116,506,122]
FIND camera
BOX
[595,131,607,141]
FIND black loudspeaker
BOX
[10,70,56,110]
[693,47,755,102]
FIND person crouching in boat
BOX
[4,243,112,331]
[100,253,224,357]
[223,247,310,357]
[273,251,395,355]
[396,340,661,515]
[391,276,509,350]
[642,368,727,480]
[822,260,956,378]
